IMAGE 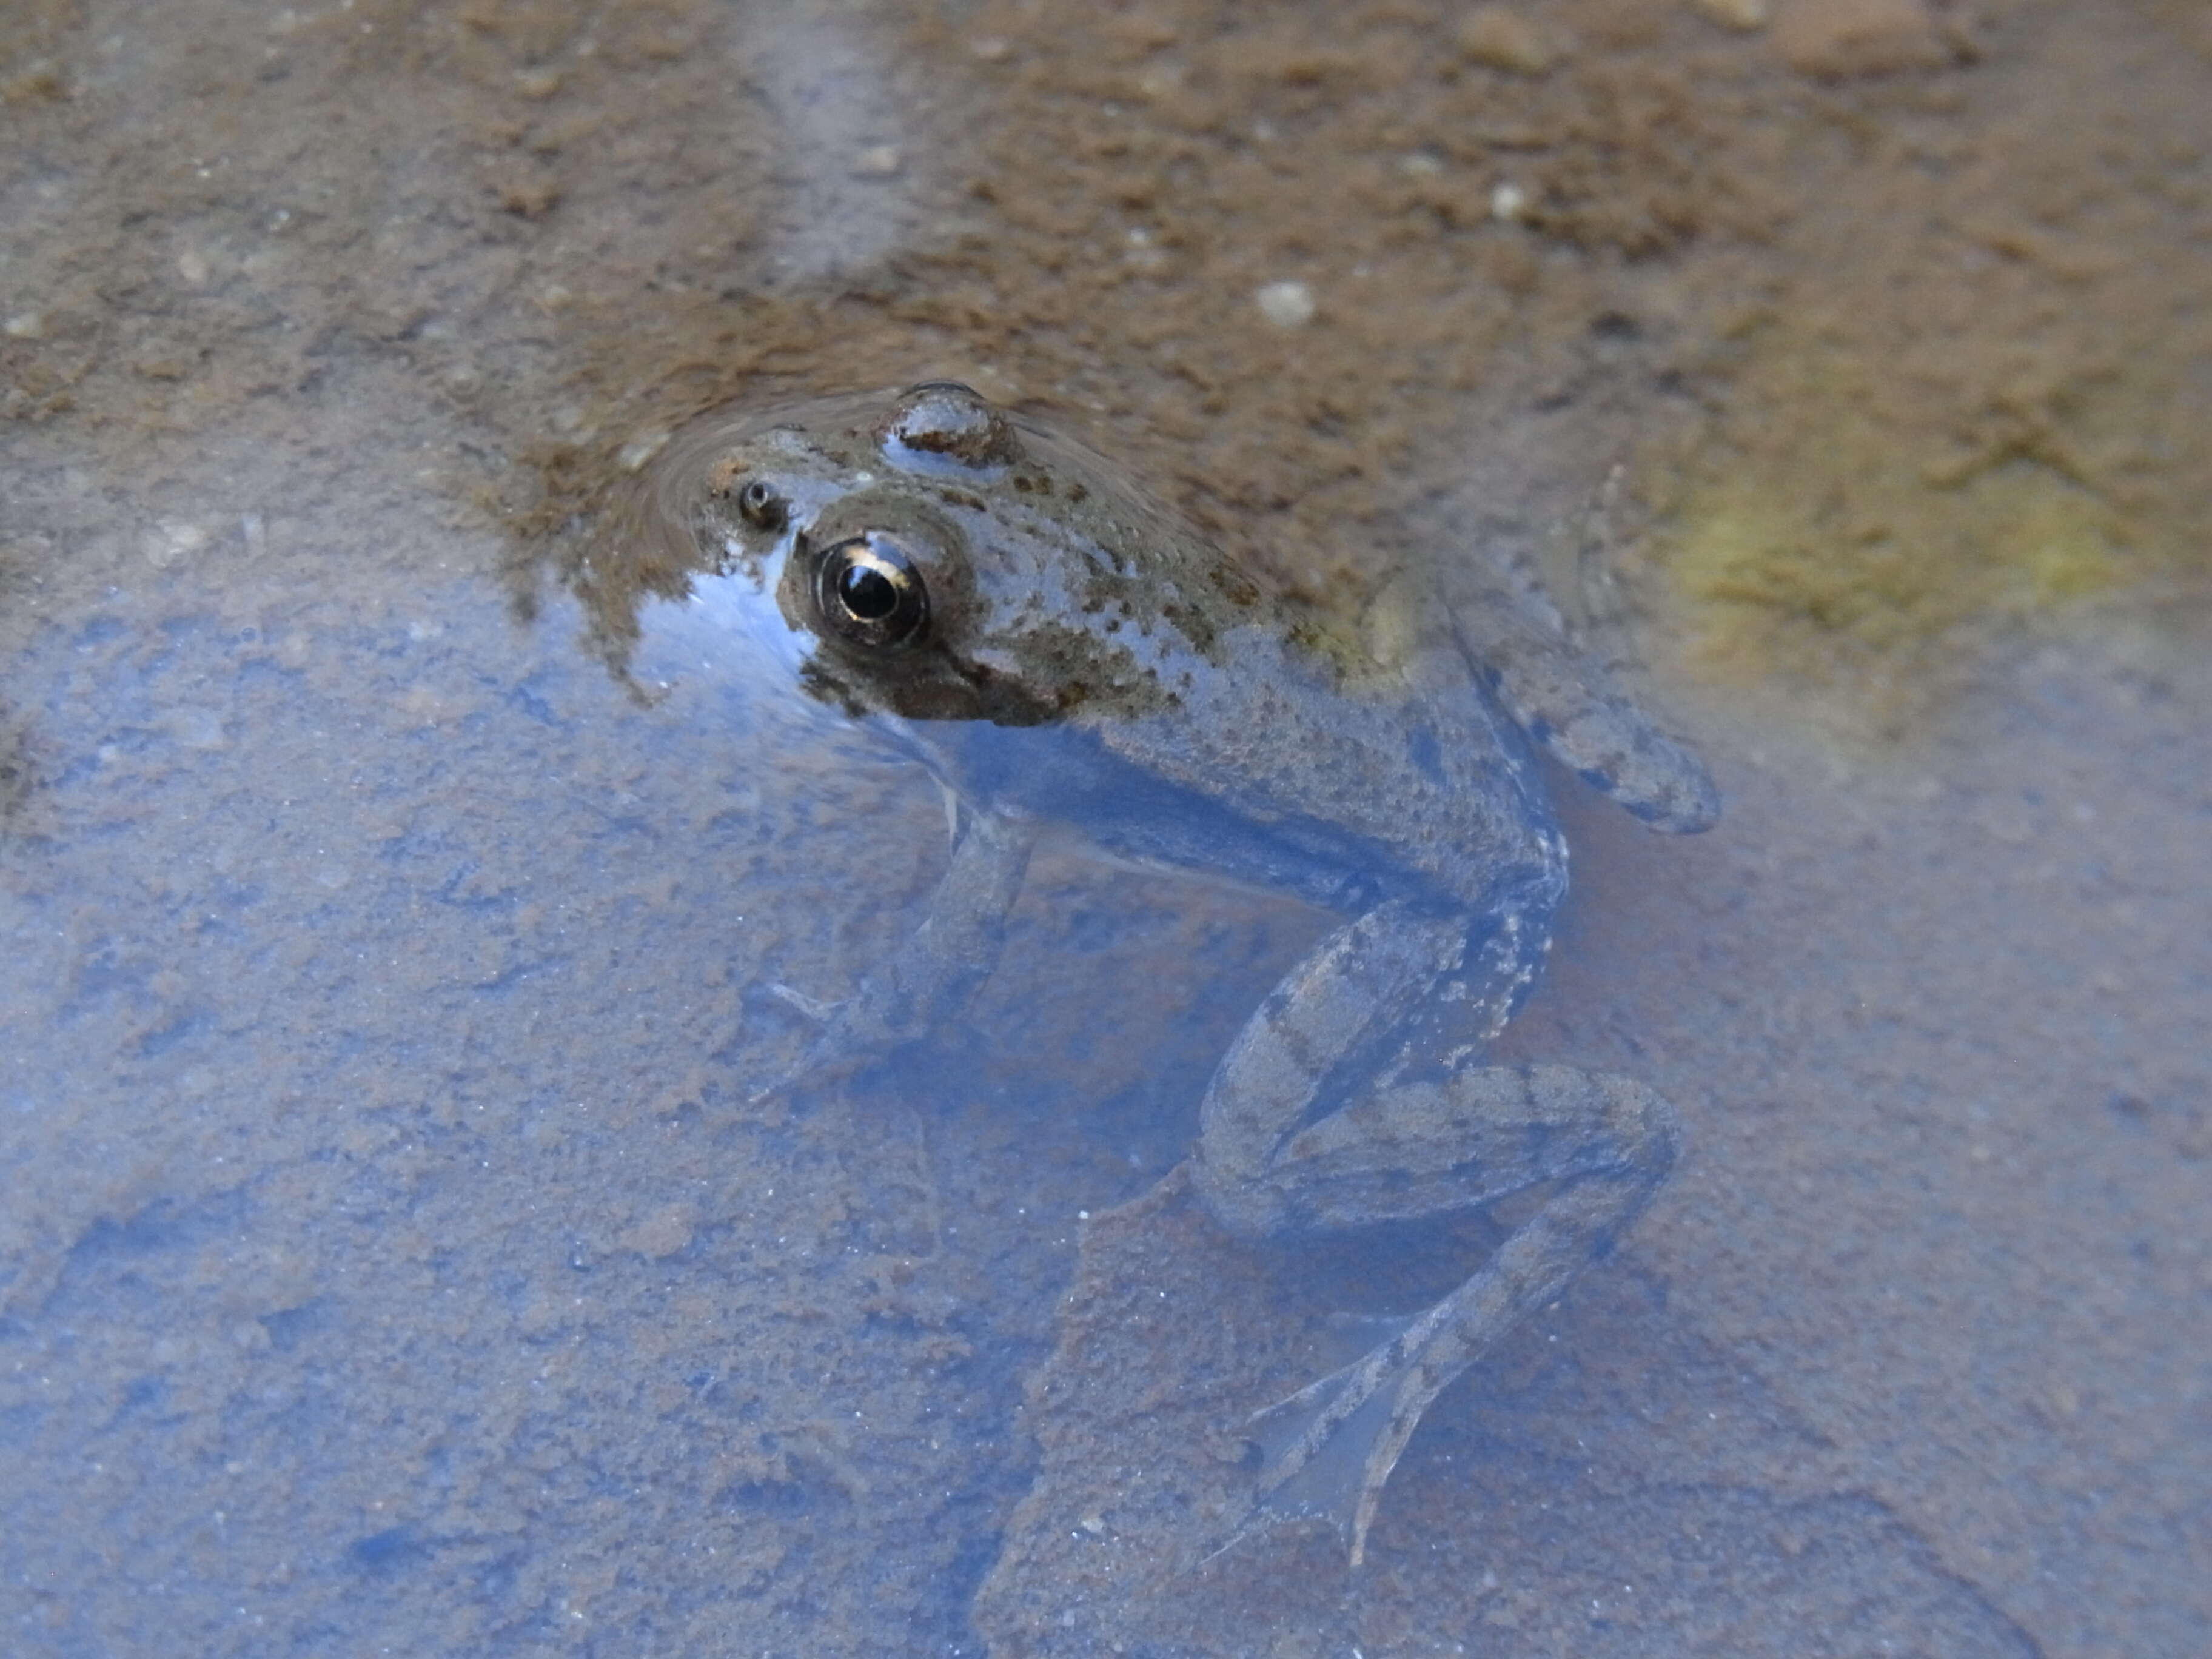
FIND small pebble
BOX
[1254,280,1316,328]
[1771,0,1944,78]
[1490,181,1527,221]
[496,167,560,218]
[850,144,903,178]
[1457,7,1554,75]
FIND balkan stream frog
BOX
[585,381,1718,1564]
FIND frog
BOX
[582,380,1719,1567]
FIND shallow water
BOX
[4,4,2208,1657]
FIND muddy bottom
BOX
[3,2,2207,1656]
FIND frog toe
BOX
[744,990,876,1104]
[764,980,842,1024]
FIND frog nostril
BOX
[736,478,787,531]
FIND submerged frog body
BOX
[588,381,1718,1564]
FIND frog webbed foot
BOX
[1225,1313,1422,1567]
[1218,1077,1675,1564]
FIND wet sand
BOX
[3,3,2207,1654]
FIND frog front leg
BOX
[1191,894,1679,1566]
[757,800,1037,1098]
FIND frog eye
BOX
[880,381,1020,470]
[814,531,929,648]
[736,478,787,531]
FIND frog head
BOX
[682,381,1208,729]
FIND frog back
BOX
[913,615,1566,920]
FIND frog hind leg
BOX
[1191,900,1678,1566]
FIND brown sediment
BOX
[7,2,2204,731]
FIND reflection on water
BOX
[8,486,2203,1659]
[0,553,1347,1652]
[0,571,1111,1652]
[2,1,2208,1654]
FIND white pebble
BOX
[1490,181,1527,221]
[1255,280,1316,328]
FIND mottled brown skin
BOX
[587,381,1718,1565]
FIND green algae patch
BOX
[1650,326,2180,708]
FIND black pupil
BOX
[837,563,900,621]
